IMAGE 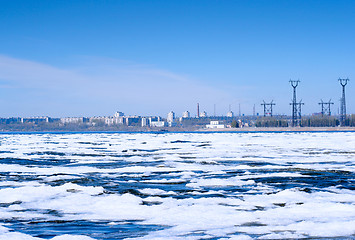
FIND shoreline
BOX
[198,127,355,132]
[1,127,355,134]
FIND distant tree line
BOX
[343,114,355,127]
[255,117,289,127]
[301,114,355,127]
[300,116,339,127]
[231,120,240,128]
[255,115,355,127]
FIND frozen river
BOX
[0,132,354,239]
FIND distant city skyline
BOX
[0,1,354,117]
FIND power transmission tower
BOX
[261,100,276,117]
[296,100,304,120]
[319,99,334,116]
[339,78,349,126]
[289,80,303,126]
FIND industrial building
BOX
[206,121,225,129]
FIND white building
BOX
[206,121,225,129]
[150,121,166,127]
[105,118,114,125]
[114,111,124,117]
[182,111,190,118]
[167,111,175,122]
[200,111,207,117]
[227,111,234,117]
[147,116,160,125]
[115,117,124,124]
[22,117,50,124]
[105,117,124,125]
[60,117,85,124]
[90,116,106,122]
[141,118,148,127]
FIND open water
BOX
[0,132,354,240]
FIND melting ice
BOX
[0,132,354,239]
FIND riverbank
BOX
[1,126,355,133]
[199,127,355,132]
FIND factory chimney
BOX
[197,103,200,118]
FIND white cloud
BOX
[0,55,237,117]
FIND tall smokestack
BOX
[197,103,200,118]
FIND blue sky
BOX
[0,0,354,117]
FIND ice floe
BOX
[0,132,354,239]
